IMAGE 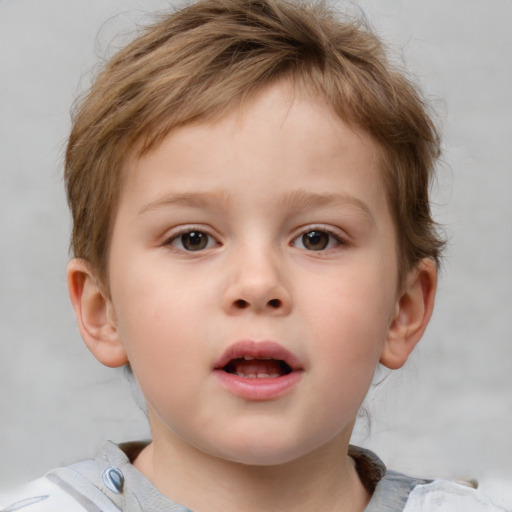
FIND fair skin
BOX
[68,81,436,512]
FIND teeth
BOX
[243,356,254,360]
[235,372,280,378]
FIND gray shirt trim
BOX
[365,470,431,512]
[45,474,105,512]
[63,441,425,511]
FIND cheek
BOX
[111,270,201,376]
[304,266,397,379]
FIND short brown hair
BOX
[65,0,445,287]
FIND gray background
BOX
[1,0,511,493]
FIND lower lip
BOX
[213,370,303,401]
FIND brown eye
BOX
[301,230,330,250]
[181,231,208,250]
[170,230,216,251]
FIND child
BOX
[0,0,507,510]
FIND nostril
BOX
[231,298,283,310]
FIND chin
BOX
[215,447,306,467]
[198,431,330,467]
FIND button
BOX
[102,467,125,494]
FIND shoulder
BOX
[0,463,122,512]
[0,441,190,512]
[0,475,87,512]
[350,446,510,512]
[403,479,510,512]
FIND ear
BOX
[67,258,128,368]
[380,258,437,370]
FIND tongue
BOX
[231,359,284,378]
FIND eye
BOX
[292,229,344,251]
[168,230,217,251]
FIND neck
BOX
[134,430,370,512]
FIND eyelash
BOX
[164,226,346,253]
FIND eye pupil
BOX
[182,231,207,251]
[302,231,329,250]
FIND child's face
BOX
[105,81,405,465]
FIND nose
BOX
[221,245,292,316]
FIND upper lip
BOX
[213,340,303,371]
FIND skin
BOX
[68,81,436,512]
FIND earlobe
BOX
[67,258,128,368]
[380,258,437,370]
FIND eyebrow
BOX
[139,189,374,223]
[277,190,374,223]
[139,191,232,215]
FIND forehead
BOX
[121,82,385,208]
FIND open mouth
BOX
[213,341,303,399]
[213,340,302,379]
[222,357,293,379]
